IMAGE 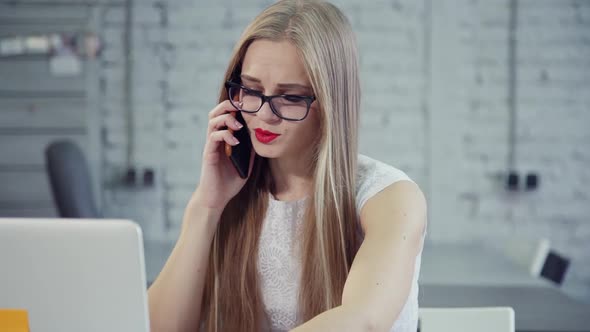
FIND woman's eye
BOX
[284,95,303,103]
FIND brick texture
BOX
[97,0,590,301]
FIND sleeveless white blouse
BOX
[257,154,424,331]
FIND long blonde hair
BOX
[200,1,361,330]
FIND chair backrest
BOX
[503,236,551,277]
[419,307,515,332]
[45,140,101,218]
[503,236,569,285]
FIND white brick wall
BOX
[515,0,590,299]
[98,0,590,300]
[429,0,590,300]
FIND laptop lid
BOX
[0,218,150,332]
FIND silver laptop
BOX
[0,218,150,332]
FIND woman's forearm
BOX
[290,304,377,332]
[147,201,222,332]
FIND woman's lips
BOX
[254,128,280,144]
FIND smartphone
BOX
[225,111,252,179]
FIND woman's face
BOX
[237,39,320,161]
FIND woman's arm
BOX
[147,199,222,332]
[291,180,427,332]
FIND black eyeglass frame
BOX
[225,81,316,121]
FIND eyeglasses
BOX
[225,81,316,121]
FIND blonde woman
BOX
[148,0,427,331]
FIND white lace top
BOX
[257,154,424,331]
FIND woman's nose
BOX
[257,101,281,123]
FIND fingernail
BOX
[233,137,240,145]
[235,121,243,128]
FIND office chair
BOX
[45,140,101,218]
[503,236,570,285]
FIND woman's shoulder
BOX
[355,154,415,214]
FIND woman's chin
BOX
[252,143,281,159]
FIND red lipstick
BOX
[254,128,280,144]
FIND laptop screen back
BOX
[0,218,150,332]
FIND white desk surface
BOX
[418,242,590,331]
[145,240,552,288]
[144,240,589,331]
[420,284,590,332]
[420,242,551,288]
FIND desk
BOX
[143,240,589,331]
[420,243,550,287]
[420,285,590,332]
[144,241,552,288]
[419,243,590,331]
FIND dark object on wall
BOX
[506,171,519,191]
[45,140,101,218]
[541,251,570,285]
[143,168,155,187]
[124,168,136,186]
[525,172,539,191]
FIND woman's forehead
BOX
[241,39,310,87]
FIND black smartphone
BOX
[225,111,252,179]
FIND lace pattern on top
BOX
[257,154,423,331]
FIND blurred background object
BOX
[418,307,515,332]
[45,139,101,218]
[0,0,589,330]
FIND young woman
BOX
[148,1,427,331]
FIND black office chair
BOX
[45,140,101,218]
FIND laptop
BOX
[0,218,150,332]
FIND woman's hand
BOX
[190,100,256,213]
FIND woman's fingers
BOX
[203,100,245,163]
[208,100,237,120]
[204,129,240,156]
[207,112,243,136]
